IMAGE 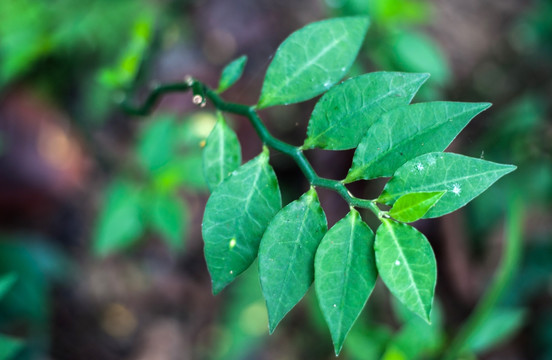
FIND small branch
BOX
[121,78,384,218]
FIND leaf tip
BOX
[211,280,227,295]
[332,340,344,356]
[418,72,431,82]
[423,310,433,324]
[480,102,493,111]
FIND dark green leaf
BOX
[375,219,436,322]
[259,188,327,332]
[346,102,491,181]
[94,180,144,256]
[149,191,188,252]
[202,149,281,294]
[217,55,247,93]
[378,153,517,218]
[389,191,445,223]
[258,17,369,108]
[315,209,377,355]
[202,112,242,191]
[304,72,429,150]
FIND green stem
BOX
[442,196,524,360]
[121,78,383,218]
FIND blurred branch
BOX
[442,195,524,360]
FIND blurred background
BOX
[0,0,551,359]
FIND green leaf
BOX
[202,112,242,191]
[388,30,450,86]
[346,102,491,181]
[217,55,247,93]
[375,219,436,322]
[0,335,24,360]
[378,153,517,218]
[257,17,369,108]
[259,188,327,332]
[148,191,188,252]
[94,180,144,256]
[315,209,377,355]
[0,273,17,300]
[389,191,445,223]
[137,115,177,174]
[202,149,281,294]
[304,72,429,150]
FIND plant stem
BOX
[441,196,524,360]
[121,78,384,218]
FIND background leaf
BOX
[258,17,369,108]
[382,299,444,359]
[0,335,24,360]
[259,188,327,332]
[375,219,436,322]
[148,190,188,252]
[378,152,517,218]
[346,102,491,181]
[389,191,445,223]
[0,273,17,300]
[203,112,242,191]
[217,55,247,93]
[94,180,144,256]
[137,115,177,174]
[466,308,527,353]
[315,209,377,354]
[202,150,281,294]
[304,72,429,150]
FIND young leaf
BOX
[375,219,436,323]
[315,209,377,355]
[389,191,446,223]
[148,191,188,252]
[304,72,429,150]
[378,153,517,218]
[202,149,281,294]
[259,188,327,332]
[217,55,247,93]
[202,112,242,191]
[257,17,369,108]
[346,102,491,181]
[94,180,145,256]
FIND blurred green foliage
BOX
[0,238,71,359]
[0,0,154,86]
[0,0,550,358]
[94,112,213,256]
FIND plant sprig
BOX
[120,16,515,355]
